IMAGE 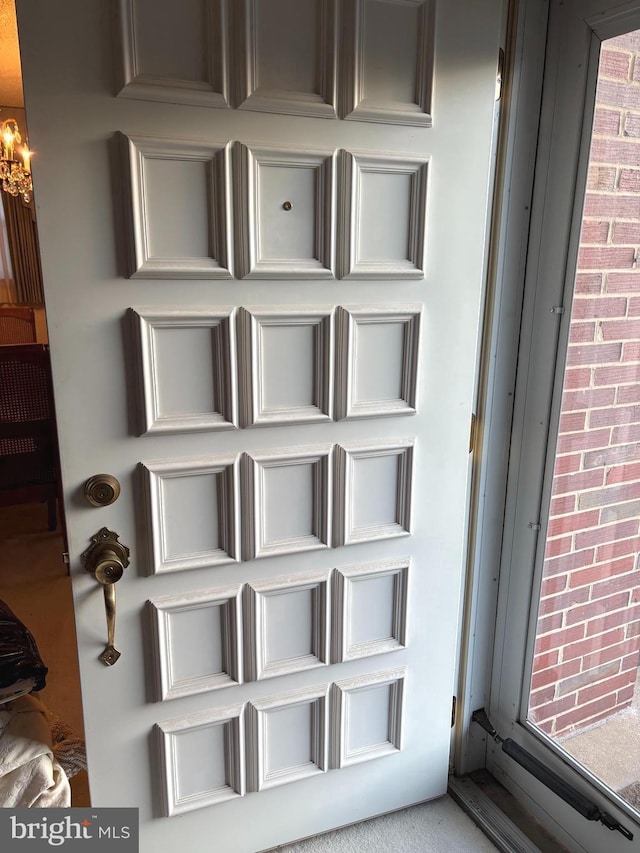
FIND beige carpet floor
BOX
[0,501,90,805]
[273,796,500,852]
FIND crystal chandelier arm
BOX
[0,118,33,204]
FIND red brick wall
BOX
[530,32,640,738]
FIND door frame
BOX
[458,0,640,850]
[455,0,551,773]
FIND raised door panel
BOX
[140,456,241,573]
[130,308,238,434]
[342,0,434,125]
[338,152,429,279]
[335,306,421,419]
[115,0,230,107]
[148,586,243,700]
[244,570,330,680]
[239,307,334,426]
[119,135,233,279]
[235,144,336,279]
[155,705,245,816]
[334,439,415,546]
[234,0,338,117]
[246,685,329,792]
[330,668,406,768]
[243,445,333,559]
[333,558,410,662]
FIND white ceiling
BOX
[0,0,23,108]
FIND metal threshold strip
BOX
[471,709,634,842]
[448,775,545,853]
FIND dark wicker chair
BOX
[0,344,59,530]
[0,306,37,345]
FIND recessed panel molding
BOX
[341,0,434,125]
[335,305,421,419]
[330,668,405,768]
[234,143,336,279]
[334,439,414,546]
[333,558,409,662]
[129,308,238,435]
[243,445,332,559]
[233,0,338,117]
[155,703,244,816]
[238,307,334,426]
[140,455,241,574]
[148,585,242,700]
[115,0,231,108]
[246,684,329,791]
[119,133,233,279]
[244,570,330,680]
[338,151,429,280]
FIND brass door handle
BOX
[81,528,130,666]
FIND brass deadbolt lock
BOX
[84,474,121,507]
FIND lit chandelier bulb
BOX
[3,127,15,159]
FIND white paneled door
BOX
[16,1,503,850]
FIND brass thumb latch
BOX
[81,528,130,666]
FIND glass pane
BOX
[529,30,640,812]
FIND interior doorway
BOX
[0,0,88,807]
[0,506,89,805]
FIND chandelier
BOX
[0,118,33,204]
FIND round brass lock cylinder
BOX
[84,474,121,507]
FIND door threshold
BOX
[449,773,571,853]
[270,794,501,852]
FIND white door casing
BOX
[16,1,504,850]
[489,1,640,850]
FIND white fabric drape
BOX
[0,694,70,808]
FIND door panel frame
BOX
[462,0,640,850]
[455,0,551,773]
